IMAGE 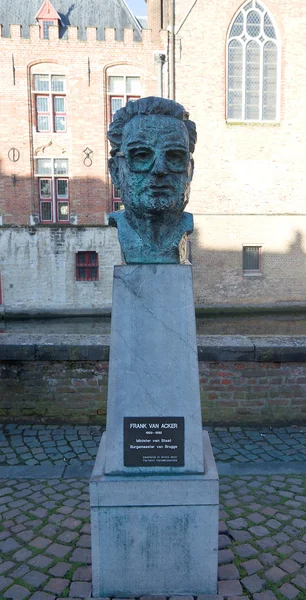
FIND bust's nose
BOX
[151,152,168,176]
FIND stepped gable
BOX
[0,0,143,40]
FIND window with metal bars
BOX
[227,0,279,121]
[243,246,262,273]
[76,252,99,281]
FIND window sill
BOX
[243,271,263,277]
[226,120,280,127]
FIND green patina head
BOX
[107,97,197,264]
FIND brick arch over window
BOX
[226,0,280,121]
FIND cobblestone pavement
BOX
[1,425,306,467]
[0,475,306,599]
[0,425,103,467]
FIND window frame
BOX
[226,0,281,123]
[242,244,263,275]
[107,75,141,211]
[76,251,99,282]
[33,75,67,133]
[42,20,56,39]
[35,158,70,224]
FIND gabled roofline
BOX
[120,0,143,32]
[35,0,60,21]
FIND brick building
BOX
[1,0,306,312]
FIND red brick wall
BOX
[0,26,166,225]
[1,359,306,425]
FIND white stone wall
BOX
[0,226,121,312]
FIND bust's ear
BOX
[109,157,120,188]
[188,157,194,183]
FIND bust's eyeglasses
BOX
[117,147,190,173]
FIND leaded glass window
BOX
[227,0,279,121]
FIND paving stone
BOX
[241,574,265,593]
[16,531,35,543]
[3,584,30,599]
[13,548,33,562]
[218,535,232,549]
[39,525,59,538]
[236,544,257,558]
[0,562,15,575]
[0,538,21,553]
[69,548,91,564]
[279,559,301,574]
[76,535,91,548]
[23,571,48,588]
[230,530,251,542]
[256,537,277,550]
[29,593,56,600]
[57,506,74,515]
[61,517,82,530]
[218,564,239,580]
[278,583,300,599]
[196,596,223,600]
[44,579,69,594]
[72,566,92,581]
[0,577,14,591]
[48,562,71,577]
[292,540,306,551]
[9,566,30,578]
[46,543,72,558]
[241,559,263,575]
[292,518,306,529]
[292,573,306,589]
[218,549,235,565]
[273,532,290,543]
[227,518,248,530]
[28,556,53,569]
[219,521,228,534]
[57,531,78,544]
[265,565,287,582]
[69,581,92,598]
[249,526,269,537]
[30,537,52,550]
[248,513,265,524]
[292,551,306,564]
[218,580,243,596]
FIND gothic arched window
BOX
[227,1,280,121]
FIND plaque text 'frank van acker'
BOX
[124,417,184,467]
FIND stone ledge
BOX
[1,333,306,362]
[251,336,306,362]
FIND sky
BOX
[125,0,147,16]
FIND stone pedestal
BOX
[90,431,218,597]
[90,264,219,597]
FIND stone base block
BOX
[90,431,219,598]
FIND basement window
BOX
[243,245,262,275]
[76,251,99,281]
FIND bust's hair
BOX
[107,96,197,157]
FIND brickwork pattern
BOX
[0,25,165,226]
[199,362,306,424]
[1,359,306,425]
